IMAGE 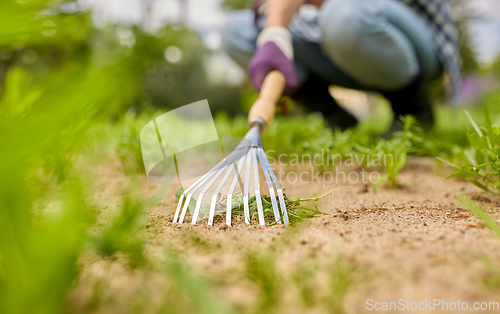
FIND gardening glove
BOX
[248,26,298,95]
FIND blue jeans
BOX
[221,0,442,91]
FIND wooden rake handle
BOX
[248,70,286,132]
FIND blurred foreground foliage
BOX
[0,1,139,313]
[0,0,221,312]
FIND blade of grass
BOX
[458,193,500,238]
[465,110,483,137]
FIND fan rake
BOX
[173,71,289,226]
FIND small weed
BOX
[439,108,500,195]
[475,254,500,289]
[243,252,280,312]
[90,180,167,267]
[116,110,155,175]
[325,256,357,314]
[458,193,500,238]
[275,222,306,247]
[358,116,419,190]
[184,231,219,251]
[292,258,319,307]
[460,190,500,290]
[178,188,331,225]
[163,249,234,314]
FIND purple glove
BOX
[248,42,298,95]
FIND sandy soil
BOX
[72,157,500,313]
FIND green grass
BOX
[477,255,500,290]
[176,187,330,226]
[326,257,358,314]
[217,193,329,225]
[458,194,500,238]
[458,194,500,289]
[243,252,281,312]
[162,249,234,314]
[292,258,319,307]
[356,116,419,190]
[439,108,500,195]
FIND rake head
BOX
[172,124,289,226]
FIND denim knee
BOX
[221,10,258,68]
[318,0,419,90]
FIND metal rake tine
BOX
[178,151,238,223]
[243,149,252,224]
[174,174,212,223]
[178,165,225,224]
[207,150,245,226]
[174,156,228,223]
[178,193,193,224]
[225,148,248,226]
[257,148,280,223]
[252,148,265,225]
[190,151,241,225]
[258,148,289,225]
[173,194,186,223]
[174,176,204,223]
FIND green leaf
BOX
[175,187,185,199]
[458,194,500,238]
[470,180,496,195]
[484,107,496,149]
[373,173,390,191]
[444,165,472,179]
[402,181,414,188]
[395,152,407,173]
[436,157,460,169]
[175,188,197,212]
[465,110,483,137]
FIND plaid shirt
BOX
[291,0,461,100]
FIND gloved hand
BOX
[248,27,298,95]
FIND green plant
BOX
[89,180,166,267]
[116,110,155,175]
[177,188,330,225]
[325,256,357,314]
[476,255,500,289]
[244,252,280,312]
[162,249,234,314]
[458,193,500,238]
[358,116,419,190]
[439,109,500,195]
[228,193,329,225]
[458,194,500,289]
[292,258,319,307]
